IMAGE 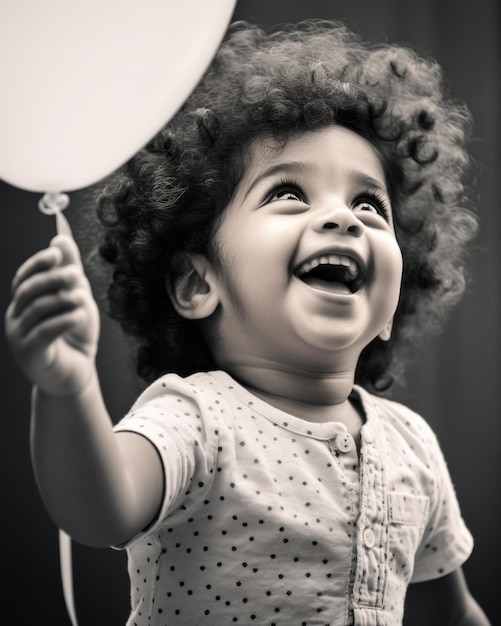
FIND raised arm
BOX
[5,235,163,547]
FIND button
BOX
[335,432,354,453]
[363,527,375,549]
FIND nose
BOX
[312,205,364,237]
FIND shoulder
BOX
[356,386,451,482]
[357,385,439,447]
[114,371,231,447]
[119,370,241,444]
[130,370,227,411]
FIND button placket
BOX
[352,438,388,615]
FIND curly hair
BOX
[96,19,478,393]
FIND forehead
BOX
[241,125,387,188]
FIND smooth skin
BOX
[5,126,490,624]
[5,236,164,548]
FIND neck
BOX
[227,362,361,429]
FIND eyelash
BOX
[264,179,391,221]
[354,189,391,221]
[265,178,306,204]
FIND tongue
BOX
[304,277,352,295]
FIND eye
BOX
[265,179,307,204]
[274,189,303,201]
[353,190,391,222]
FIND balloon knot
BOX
[38,192,70,215]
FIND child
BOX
[5,20,491,626]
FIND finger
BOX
[11,246,63,294]
[23,309,86,351]
[51,235,95,299]
[50,234,84,269]
[10,264,82,318]
[14,290,84,339]
[14,310,87,375]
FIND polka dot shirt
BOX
[113,371,473,625]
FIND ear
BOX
[379,318,393,342]
[168,254,221,320]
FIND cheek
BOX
[386,247,404,311]
[394,246,404,285]
[373,240,403,310]
[381,237,403,281]
[390,246,403,283]
[218,217,298,275]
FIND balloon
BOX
[0,0,236,193]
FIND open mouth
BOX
[294,254,365,294]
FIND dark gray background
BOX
[1,0,498,623]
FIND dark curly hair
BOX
[96,20,478,393]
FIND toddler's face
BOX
[208,125,403,375]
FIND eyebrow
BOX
[243,161,390,201]
[351,173,390,197]
[243,161,306,199]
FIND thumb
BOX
[50,234,84,269]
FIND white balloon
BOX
[0,0,236,192]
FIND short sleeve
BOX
[113,374,220,547]
[411,428,473,582]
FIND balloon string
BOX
[39,192,78,625]
[59,530,79,626]
[38,192,73,237]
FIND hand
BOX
[5,234,100,396]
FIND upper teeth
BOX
[296,254,359,279]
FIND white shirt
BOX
[114,370,473,625]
